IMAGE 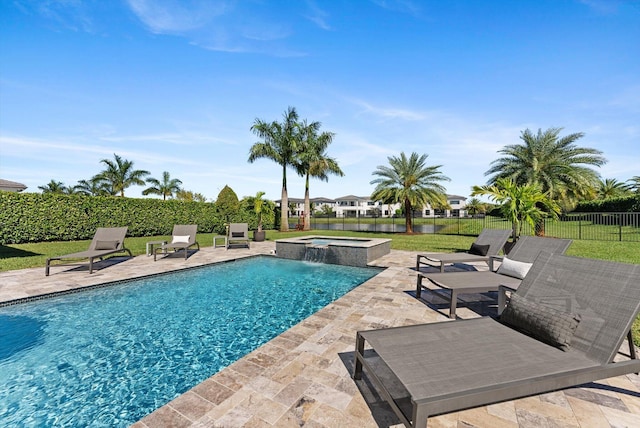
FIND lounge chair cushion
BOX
[497,257,533,279]
[500,293,581,351]
[95,240,120,250]
[171,235,190,244]
[469,242,490,256]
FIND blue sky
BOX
[1,0,639,202]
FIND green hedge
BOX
[575,195,640,213]
[0,192,275,244]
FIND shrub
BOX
[0,192,275,244]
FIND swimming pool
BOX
[0,256,381,426]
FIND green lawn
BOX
[2,230,639,345]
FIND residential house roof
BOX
[0,179,27,192]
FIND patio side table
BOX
[146,240,167,256]
[213,235,227,248]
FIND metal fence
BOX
[289,212,640,242]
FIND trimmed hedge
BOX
[574,195,640,213]
[0,192,275,244]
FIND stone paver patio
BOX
[1,241,639,427]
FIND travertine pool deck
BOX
[1,242,639,427]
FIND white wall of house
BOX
[277,194,468,218]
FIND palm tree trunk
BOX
[304,173,311,231]
[404,199,413,234]
[281,165,289,232]
[535,218,545,236]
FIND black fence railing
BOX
[288,212,640,242]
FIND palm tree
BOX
[465,197,484,216]
[175,189,207,202]
[142,171,183,200]
[627,176,640,194]
[485,127,606,207]
[253,191,266,232]
[472,178,560,241]
[295,120,344,231]
[38,180,66,194]
[96,154,150,197]
[370,152,450,234]
[596,178,632,199]
[248,107,301,231]
[74,177,115,196]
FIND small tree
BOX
[472,178,560,240]
[254,191,266,232]
[216,185,240,223]
[175,190,207,202]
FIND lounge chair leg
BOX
[416,275,423,299]
[353,333,365,380]
[89,258,94,274]
[45,259,51,276]
[628,330,637,360]
[449,290,458,319]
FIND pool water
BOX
[0,256,380,427]
[305,238,370,246]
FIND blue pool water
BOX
[0,256,380,427]
[306,238,369,246]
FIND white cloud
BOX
[304,0,332,30]
[126,0,227,34]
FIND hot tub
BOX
[275,235,391,267]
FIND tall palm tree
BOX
[370,152,450,233]
[596,178,632,199]
[248,107,301,231]
[295,120,344,231]
[38,180,66,194]
[485,127,606,207]
[96,154,149,197]
[143,171,183,200]
[472,178,560,241]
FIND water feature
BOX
[303,245,329,263]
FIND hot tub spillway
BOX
[303,244,329,263]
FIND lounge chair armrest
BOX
[489,255,504,272]
[497,284,518,315]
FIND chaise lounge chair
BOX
[45,227,131,276]
[354,252,640,428]
[417,235,572,318]
[416,228,511,273]
[226,223,250,249]
[154,224,200,261]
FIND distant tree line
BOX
[37,153,206,202]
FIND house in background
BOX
[0,179,27,192]
[277,194,467,218]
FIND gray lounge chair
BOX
[226,223,250,249]
[154,224,200,261]
[45,227,131,276]
[417,236,572,318]
[416,228,511,273]
[354,252,640,428]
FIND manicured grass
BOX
[2,229,639,345]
